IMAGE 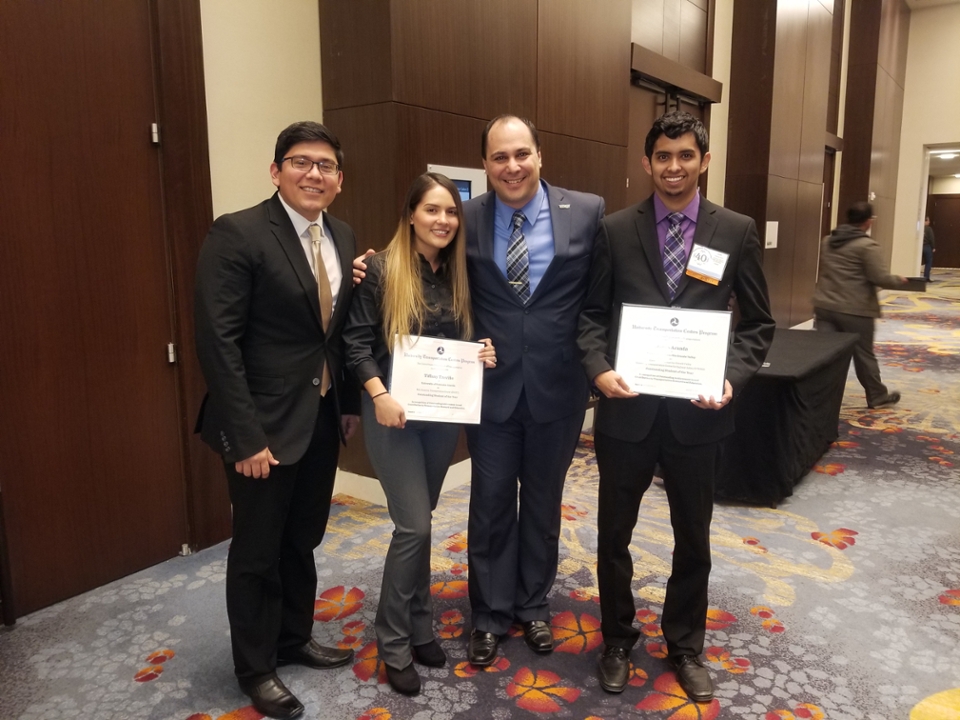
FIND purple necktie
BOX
[663,212,687,300]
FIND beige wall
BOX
[200,0,324,218]
[892,4,960,274]
[930,176,960,194]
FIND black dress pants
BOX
[224,395,340,681]
[595,401,719,660]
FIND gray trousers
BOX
[362,392,460,668]
[814,308,889,406]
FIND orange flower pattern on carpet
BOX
[561,503,588,521]
[356,709,390,720]
[751,606,786,633]
[146,649,175,664]
[438,609,464,639]
[352,642,386,683]
[635,672,721,718]
[705,646,751,674]
[339,619,366,650]
[314,586,365,621]
[570,587,598,602]
[551,611,602,654]
[440,531,468,554]
[454,656,511,677]
[430,580,468,598]
[506,668,581,713]
[645,641,669,658]
[743,537,768,553]
[134,665,163,682]
[813,462,845,475]
[939,589,960,605]
[705,609,737,630]
[811,528,857,550]
[765,703,825,720]
[629,665,650,687]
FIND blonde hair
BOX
[381,173,473,347]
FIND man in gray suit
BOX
[578,111,774,702]
[195,121,359,719]
[463,115,605,666]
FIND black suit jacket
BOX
[464,183,605,424]
[578,195,774,445]
[194,193,359,464]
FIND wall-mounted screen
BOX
[427,164,488,200]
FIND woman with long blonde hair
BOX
[344,172,495,695]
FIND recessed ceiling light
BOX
[937,153,959,160]
[955,173,960,178]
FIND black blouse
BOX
[344,251,463,386]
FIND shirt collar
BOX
[277,193,326,238]
[653,191,701,225]
[494,180,547,227]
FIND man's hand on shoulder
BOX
[236,447,280,478]
[352,249,375,285]
[594,370,638,399]
[691,379,733,410]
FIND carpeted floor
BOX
[1,271,958,720]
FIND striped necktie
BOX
[506,210,530,302]
[663,212,687,300]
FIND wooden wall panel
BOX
[765,175,799,326]
[538,0,631,146]
[633,0,666,56]
[540,132,628,213]
[926,195,960,269]
[324,103,401,256]
[633,0,708,73]
[391,0,537,121]
[678,0,708,73]
[791,180,824,324]
[626,86,662,207]
[878,0,909,86]
[826,0,844,134]
[768,2,807,182]
[319,0,393,110]
[798,0,831,185]
[154,0,228,550]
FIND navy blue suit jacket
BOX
[464,183,605,424]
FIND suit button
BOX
[523,345,529,353]
[312,378,320,386]
[524,309,530,315]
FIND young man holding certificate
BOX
[577,112,775,702]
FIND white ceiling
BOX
[929,144,960,178]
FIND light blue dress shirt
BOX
[493,181,555,296]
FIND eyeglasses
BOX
[282,156,340,175]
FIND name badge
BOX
[685,244,728,286]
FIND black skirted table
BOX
[716,328,857,506]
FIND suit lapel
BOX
[635,199,673,303]
[267,194,324,329]
[674,198,720,299]
[531,183,569,304]
[326,214,355,331]
[477,191,525,305]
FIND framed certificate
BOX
[388,335,484,423]
[614,304,731,400]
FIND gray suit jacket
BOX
[194,193,359,464]
[578,195,774,444]
[464,183,605,424]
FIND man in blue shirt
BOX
[462,115,605,666]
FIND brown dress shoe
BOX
[276,638,353,669]
[672,654,714,702]
[238,675,304,719]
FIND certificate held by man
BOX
[389,335,484,423]
[614,304,731,400]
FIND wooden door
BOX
[926,194,960,270]
[0,1,189,614]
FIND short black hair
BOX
[644,111,709,159]
[274,121,344,169]
[846,201,873,225]
[481,115,540,159]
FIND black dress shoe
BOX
[277,639,353,669]
[597,645,630,693]
[413,639,447,667]
[239,675,304,719]
[521,620,554,653]
[672,654,714,702]
[385,663,421,695]
[868,390,901,409]
[467,629,500,666]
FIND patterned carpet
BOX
[1,271,959,720]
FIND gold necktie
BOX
[308,223,333,396]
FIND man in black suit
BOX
[578,112,774,702]
[195,121,360,719]
[463,115,605,665]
